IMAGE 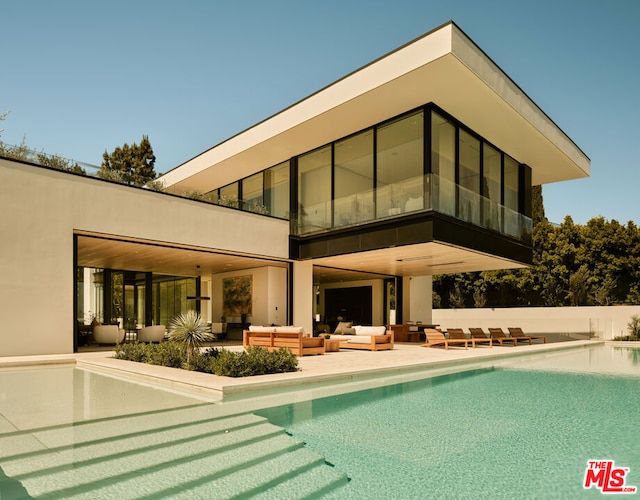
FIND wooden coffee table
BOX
[324,339,341,352]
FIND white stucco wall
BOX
[0,159,290,356]
[433,305,640,340]
[406,275,433,325]
[293,261,314,334]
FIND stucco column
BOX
[292,261,314,334]
[403,275,433,324]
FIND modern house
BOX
[0,21,589,356]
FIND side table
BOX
[324,339,341,352]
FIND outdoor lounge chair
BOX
[469,327,516,347]
[488,327,530,346]
[422,329,474,350]
[508,327,546,343]
[447,328,492,347]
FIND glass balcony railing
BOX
[293,173,532,243]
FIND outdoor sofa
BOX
[243,326,325,356]
[328,325,394,351]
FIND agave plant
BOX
[168,310,213,361]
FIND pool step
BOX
[0,404,348,499]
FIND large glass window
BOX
[483,143,502,231]
[458,129,480,224]
[298,145,332,232]
[504,155,520,235]
[254,103,531,240]
[334,130,374,226]
[264,161,289,219]
[153,276,197,327]
[219,182,239,208]
[242,172,265,214]
[376,112,424,217]
[431,111,456,216]
[504,155,519,212]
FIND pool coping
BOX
[0,340,613,407]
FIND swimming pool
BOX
[257,344,640,498]
[0,344,638,498]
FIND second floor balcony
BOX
[292,173,532,244]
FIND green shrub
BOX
[211,346,298,377]
[613,335,633,341]
[113,343,298,377]
[147,341,186,368]
[186,347,220,373]
[211,348,251,377]
[114,342,151,363]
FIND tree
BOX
[99,135,156,186]
[568,264,590,306]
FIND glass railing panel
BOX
[333,191,375,228]
[457,184,481,226]
[297,200,332,234]
[292,172,531,243]
[375,176,425,218]
[429,174,455,217]
[482,196,503,233]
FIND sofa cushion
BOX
[274,326,304,333]
[353,325,386,336]
[347,335,375,344]
[329,334,354,341]
[248,326,275,333]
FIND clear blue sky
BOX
[2,0,638,225]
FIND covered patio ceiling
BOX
[76,233,524,285]
[76,233,289,278]
[311,241,526,283]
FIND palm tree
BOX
[168,310,213,361]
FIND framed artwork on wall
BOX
[223,275,253,317]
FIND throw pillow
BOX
[334,321,352,334]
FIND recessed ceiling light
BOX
[397,256,433,262]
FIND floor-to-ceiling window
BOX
[504,155,520,236]
[458,129,481,225]
[78,268,197,329]
[334,130,374,227]
[376,111,424,217]
[264,161,290,219]
[483,143,502,231]
[208,104,529,241]
[219,182,239,208]
[431,111,456,216]
[298,145,332,233]
[153,276,197,327]
[242,172,265,214]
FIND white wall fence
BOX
[432,305,640,341]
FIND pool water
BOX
[0,366,347,498]
[257,346,640,498]
[0,344,638,498]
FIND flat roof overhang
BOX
[160,21,589,193]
